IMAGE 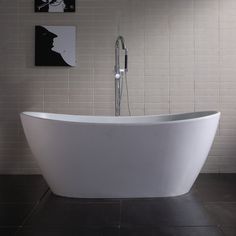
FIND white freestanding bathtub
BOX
[20,111,220,198]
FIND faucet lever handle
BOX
[125,49,128,72]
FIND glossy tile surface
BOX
[0,175,48,204]
[204,203,236,226]
[121,195,214,226]
[0,204,34,227]
[0,174,235,235]
[120,227,223,236]
[192,174,236,202]
[221,227,236,236]
[16,227,120,236]
[0,228,18,236]
[25,193,121,228]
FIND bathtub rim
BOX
[20,110,220,126]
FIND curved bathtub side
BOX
[20,112,220,198]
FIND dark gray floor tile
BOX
[0,204,34,227]
[16,227,119,236]
[192,186,236,203]
[0,175,47,187]
[0,228,18,236]
[49,192,121,204]
[0,173,235,235]
[121,193,215,227]
[205,203,236,226]
[218,175,236,185]
[194,174,222,188]
[0,185,48,203]
[220,227,236,236]
[25,193,121,228]
[120,226,223,236]
[194,174,236,189]
[192,174,236,202]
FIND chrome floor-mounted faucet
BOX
[114,36,128,116]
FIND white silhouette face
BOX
[44,26,76,67]
[37,0,75,13]
[48,0,66,12]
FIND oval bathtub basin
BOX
[20,111,220,198]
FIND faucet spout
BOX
[115,36,126,50]
[115,36,128,75]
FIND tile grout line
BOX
[16,0,21,163]
[168,0,171,114]
[143,1,146,115]
[218,0,221,174]
[218,0,221,137]
[14,188,50,235]
[92,7,96,116]
[193,0,196,113]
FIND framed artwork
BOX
[35,0,75,12]
[35,25,76,67]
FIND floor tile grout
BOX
[0,174,235,235]
[14,187,50,235]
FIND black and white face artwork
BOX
[35,26,76,67]
[35,0,75,12]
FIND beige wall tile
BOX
[1,0,236,173]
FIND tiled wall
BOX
[1,0,236,173]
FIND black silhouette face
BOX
[35,25,73,67]
[36,26,57,50]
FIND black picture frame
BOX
[35,25,76,67]
[35,0,75,13]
